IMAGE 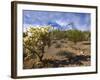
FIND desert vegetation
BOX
[23,25,91,69]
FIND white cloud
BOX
[23,24,40,32]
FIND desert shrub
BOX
[66,30,86,44]
[83,31,91,41]
[52,30,68,40]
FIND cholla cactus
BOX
[23,26,52,62]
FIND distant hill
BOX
[47,21,77,31]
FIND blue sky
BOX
[23,10,91,31]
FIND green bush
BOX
[66,30,86,44]
[83,31,91,41]
[52,30,67,40]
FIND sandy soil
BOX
[23,39,91,69]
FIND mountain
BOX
[47,21,77,31]
[47,22,61,30]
